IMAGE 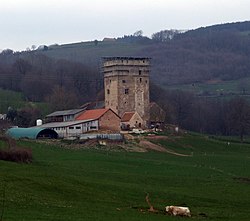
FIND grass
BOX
[0,89,26,113]
[0,88,51,116]
[166,77,250,97]
[0,133,250,221]
[39,41,148,64]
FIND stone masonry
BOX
[103,57,150,127]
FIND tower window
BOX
[110,80,111,83]
[122,80,126,83]
[125,88,129,94]
[139,70,142,75]
[140,78,142,83]
[107,89,110,94]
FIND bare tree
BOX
[227,97,250,141]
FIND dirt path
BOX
[139,140,192,157]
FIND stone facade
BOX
[121,112,145,129]
[103,57,150,126]
[99,109,121,132]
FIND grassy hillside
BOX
[0,89,26,113]
[0,133,249,221]
[37,41,149,65]
[34,21,250,85]
[0,88,50,115]
[166,77,250,97]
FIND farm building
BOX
[36,120,99,138]
[76,108,121,132]
[121,112,144,130]
[45,108,85,123]
[6,128,58,139]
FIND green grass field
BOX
[39,41,148,64]
[0,88,50,116]
[166,77,250,97]
[0,89,26,113]
[0,133,250,221]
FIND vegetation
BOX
[1,21,250,134]
[0,133,249,220]
[0,89,26,113]
[0,136,32,163]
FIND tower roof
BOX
[102,56,151,61]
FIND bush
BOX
[0,148,32,163]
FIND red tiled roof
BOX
[121,112,135,122]
[76,109,109,121]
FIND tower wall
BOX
[103,57,150,127]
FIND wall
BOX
[52,120,99,138]
[99,109,120,132]
[104,57,150,126]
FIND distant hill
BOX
[1,21,250,105]
[31,21,250,88]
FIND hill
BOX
[36,21,250,88]
[1,21,250,98]
[0,133,250,220]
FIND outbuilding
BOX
[76,108,121,132]
[6,127,58,139]
[36,119,99,138]
[121,112,144,130]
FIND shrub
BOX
[0,148,32,163]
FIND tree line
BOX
[151,84,250,141]
[0,50,102,111]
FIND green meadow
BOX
[0,133,250,221]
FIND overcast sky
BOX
[0,0,249,51]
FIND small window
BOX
[110,80,111,83]
[146,80,148,84]
[76,126,81,129]
[90,126,97,129]
[69,127,74,129]
[122,80,126,83]
[140,78,142,83]
[139,70,142,75]
[125,88,129,94]
[107,89,110,94]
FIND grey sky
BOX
[0,0,249,51]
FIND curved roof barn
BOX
[6,128,58,139]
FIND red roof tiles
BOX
[121,112,135,122]
[76,109,109,121]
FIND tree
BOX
[227,97,250,141]
[14,106,41,127]
[6,107,17,122]
[133,30,143,37]
[151,29,180,42]
[46,86,79,111]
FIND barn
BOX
[76,108,121,132]
[6,128,58,139]
[35,119,99,138]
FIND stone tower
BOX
[103,57,150,127]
